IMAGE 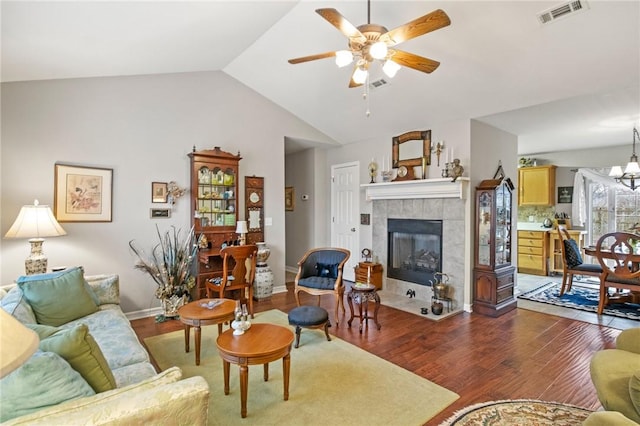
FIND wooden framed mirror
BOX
[391,130,431,181]
[392,130,431,168]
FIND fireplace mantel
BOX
[361,178,470,201]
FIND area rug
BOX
[440,399,593,425]
[145,309,459,426]
[518,282,640,320]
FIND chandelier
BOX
[609,127,640,190]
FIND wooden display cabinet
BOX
[518,165,556,206]
[189,146,241,298]
[245,176,264,245]
[473,178,517,317]
[354,262,383,289]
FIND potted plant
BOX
[129,225,198,318]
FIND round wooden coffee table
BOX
[178,298,236,366]
[216,323,294,418]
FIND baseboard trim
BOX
[126,307,162,321]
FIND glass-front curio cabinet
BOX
[189,146,241,298]
[473,178,516,317]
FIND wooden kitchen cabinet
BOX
[518,165,556,206]
[517,230,549,275]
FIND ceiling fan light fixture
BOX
[335,50,354,68]
[369,41,388,60]
[353,67,368,85]
[382,60,401,78]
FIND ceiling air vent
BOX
[369,78,389,89]
[537,0,589,25]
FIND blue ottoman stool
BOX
[288,305,331,348]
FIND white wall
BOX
[1,71,333,314]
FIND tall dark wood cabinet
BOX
[189,146,241,298]
[473,178,516,317]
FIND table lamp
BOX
[0,310,39,378]
[235,220,248,245]
[4,199,67,275]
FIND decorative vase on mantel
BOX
[254,242,274,300]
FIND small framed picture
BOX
[360,213,371,225]
[558,186,573,204]
[285,186,295,211]
[150,208,171,218]
[152,182,168,203]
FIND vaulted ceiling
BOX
[2,1,639,155]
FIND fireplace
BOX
[387,219,442,286]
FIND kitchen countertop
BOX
[516,222,586,233]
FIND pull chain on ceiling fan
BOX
[288,0,451,88]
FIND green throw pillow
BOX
[17,267,98,326]
[27,323,117,393]
[0,351,95,422]
[631,370,640,416]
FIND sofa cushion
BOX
[17,267,98,326]
[0,286,36,324]
[298,276,337,290]
[28,323,116,393]
[0,351,95,422]
[631,370,640,416]
[316,262,339,279]
[85,274,120,305]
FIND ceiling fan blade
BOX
[391,50,440,73]
[288,51,337,64]
[380,9,451,46]
[316,8,366,43]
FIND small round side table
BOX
[178,298,236,365]
[347,283,381,333]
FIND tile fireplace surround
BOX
[365,179,468,315]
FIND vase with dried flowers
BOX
[129,225,198,318]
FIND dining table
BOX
[583,246,640,304]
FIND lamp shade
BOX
[235,220,248,234]
[4,200,66,239]
[0,310,39,378]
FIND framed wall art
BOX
[152,182,168,203]
[54,164,113,222]
[558,186,573,204]
[285,186,295,211]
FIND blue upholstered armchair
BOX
[294,248,350,326]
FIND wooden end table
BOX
[216,323,294,418]
[178,298,236,366]
[347,283,382,333]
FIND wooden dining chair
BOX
[556,225,602,295]
[206,244,258,318]
[594,232,640,315]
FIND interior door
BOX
[331,162,360,282]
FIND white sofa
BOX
[0,269,209,425]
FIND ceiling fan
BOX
[288,1,451,88]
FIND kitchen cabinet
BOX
[473,178,516,317]
[518,165,556,206]
[517,230,549,275]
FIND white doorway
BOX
[331,161,360,282]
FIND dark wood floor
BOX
[131,283,621,425]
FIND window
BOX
[588,181,640,245]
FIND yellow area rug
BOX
[145,309,459,425]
